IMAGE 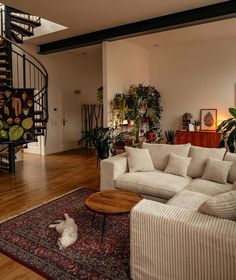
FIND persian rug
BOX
[0,188,130,280]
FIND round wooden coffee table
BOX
[85,189,142,239]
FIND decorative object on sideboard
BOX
[165,130,176,144]
[193,120,201,131]
[217,107,236,153]
[182,112,193,130]
[200,109,217,131]
[188,123,195,132]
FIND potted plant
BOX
[79,126,115,160]
[97,86,103,105]
[217,108,236,153]
[193,120,201,131]
[165,130,176,144]
[182,113,193,130]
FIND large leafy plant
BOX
[79,126,115,159]
[111,84,162,133]
[217,108,236,152]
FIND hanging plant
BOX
[110,84,162,142]
[97,86,103,105]
[111,93,128,125]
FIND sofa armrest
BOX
[130,199,236,280]
[100,153,128,190]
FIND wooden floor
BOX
[0,148,100,280]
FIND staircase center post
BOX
[23,53,26,88]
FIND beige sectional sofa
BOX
[100,144,234,201]
[100,143,236,280]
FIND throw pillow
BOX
[187,146,226,178]
[202,158,232,184]
[164,153,191,177]
[198,190,236,221]
[142,143,191,171]
[125,146,155,173]
[224,152,236,184]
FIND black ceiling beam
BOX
[39,1,236,55]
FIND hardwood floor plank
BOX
[0,148,100,279]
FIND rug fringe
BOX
[0,186,84,224]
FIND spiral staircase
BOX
[0,5,48,173]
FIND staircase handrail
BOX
[0,34,48,82]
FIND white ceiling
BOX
[128,18,236,48]
[1,0,226,44]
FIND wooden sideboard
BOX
[176,130,221,148]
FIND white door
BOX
[60,90,81,151]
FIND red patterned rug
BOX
[0,188,130,280]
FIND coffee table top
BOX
[85,189,142,215]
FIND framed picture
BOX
[200,109,217,131]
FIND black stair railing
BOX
[0,35,49,127]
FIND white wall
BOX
[103,40,149,125]
[150,38,236,132]
[24,44,102,154]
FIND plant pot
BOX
[195,126,200,132]
[146,131,156,141]
[96,143,110,159]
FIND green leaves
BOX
[21,117,33,130]
[217,107,236,152]
[9,125,24,141]
[0,120,9,129]
[229,108,236,118]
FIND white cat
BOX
[49,213,78,250]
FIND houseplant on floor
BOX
[217,107,236,152]
[79,126,116,160]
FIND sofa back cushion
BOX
[198,190,236,221]
[224,152,236,184]
[142,143,191,171]
[187,146,226,178]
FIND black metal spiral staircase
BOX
[0,5,48,173]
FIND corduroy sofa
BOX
[100,144,236,280]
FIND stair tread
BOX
[0,77,12,80]
[11,22,34,37]
[10,14,41,27]
[34,110,43,114]
[0,83,13,88]
[10,30,24,44]
[34,118,47,122]
[35,132,45,136]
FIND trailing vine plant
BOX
[111,84,162,140]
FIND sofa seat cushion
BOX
[167,190,210,210]
[185,178,233,196]
[115,170,192,199]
